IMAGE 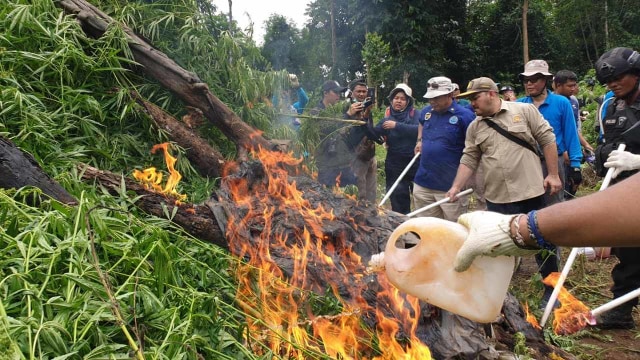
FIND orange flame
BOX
[133,142,187,203]
[542,273,591,335]
[226,146,432,359]
[523,303,541,330]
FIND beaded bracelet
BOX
[526,210,554,250]
[509,214,540,250]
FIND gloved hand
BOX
[604,150,640,178]
[567,167,583,187]
[454,211,540,272]
[289,74,300,89]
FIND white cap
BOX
[423,76,454,99]
[388,83,413,99]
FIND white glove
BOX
[454,211,540,272]
[288,74,300,89]
[604,150,640,179]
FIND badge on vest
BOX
[618,116,628,127]
[513,115,522,123]
[449,116,459,124]
[424,112,432,121]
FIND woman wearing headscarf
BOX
[374,84,421,214]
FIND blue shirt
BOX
[414,102,475,191]
[518,89,582,168]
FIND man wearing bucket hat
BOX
[412,76,475,220]
[373,83,420,213]
[446,77,561,307]
[517,60,582,207]
[516,60,582,307]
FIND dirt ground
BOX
[511,254,640,359]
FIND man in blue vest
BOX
[413,76,475,220]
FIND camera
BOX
[362,97,374,108]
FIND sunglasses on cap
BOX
[427,82,444,90]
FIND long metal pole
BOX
[406,188,474,217]
[378,152,420,207]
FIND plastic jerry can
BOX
[382,217,515,323]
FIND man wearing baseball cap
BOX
[312,80,356,187]
[412,76,475,220]
[499,85,517,101]
[447,77,562,306]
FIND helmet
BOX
[499,85,514,94]
[595,47,640,84]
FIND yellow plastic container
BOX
[383,217,515,323]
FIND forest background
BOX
[1,0,640,359]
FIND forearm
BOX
[541,143,559,175]
[515,173,640,248]
[451,164,474,190]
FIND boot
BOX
[595,303,636,330]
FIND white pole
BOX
[540,143,626,327]
[406,188,474,218]
[378,152,420,207]
[591,287,640,318]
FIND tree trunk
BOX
[330,0,337,77]
[130,91,226,179]
[522,0,529,64]
[58,0,272,160]
[0,137,77,205]
[79,161,575,360]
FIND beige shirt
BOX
[460,101,556,204]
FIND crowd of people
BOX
[286,47,640,330]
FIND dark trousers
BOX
[611,247,640,307]
[487,195,559,283]
[385,160,417,215]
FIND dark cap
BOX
[458,77,499,97]
[499,85,514,94]
[322,80,347,93]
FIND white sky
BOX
[212,0,312,44]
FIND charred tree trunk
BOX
[130,92,226,179]
[0,137,77,205]
[80,162,574,360]
[58,0,272,159]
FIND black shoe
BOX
[595,306,636,330]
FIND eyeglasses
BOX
[427,82,442,90]
[523,76,545,84]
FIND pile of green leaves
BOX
[0,0,326,358]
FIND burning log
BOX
[130,91,226,179]
[79,148,576,359]
[0,136,77,205]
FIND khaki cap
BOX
[458,77,499,98]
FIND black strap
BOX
[483,118,539,155]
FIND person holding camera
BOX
[344,79,379,203]
[372,84,420,214]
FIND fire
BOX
[132,142,187,203]
[543,272,591,335]
[523,303,541,330]
[226,146,432,359]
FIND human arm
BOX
[454,172,640,271]
[445,164,475,202]
[540,141,562,195]
[292,87,309,114]
[558,100,583,168]
[414,123,423,154]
